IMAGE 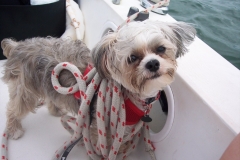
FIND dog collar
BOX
[125,92,161,125]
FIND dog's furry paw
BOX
[8,129,24,140]
[37,99,45,106]
[48,107,67,117]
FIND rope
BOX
[51,62,156,160]
[1,129,8,160]
[66,0,82,40]
[53,0,169,157]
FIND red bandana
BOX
[125,92,161,125]
[124,99,145,125]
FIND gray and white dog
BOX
[2,37,91,139]
[1,20,196,152]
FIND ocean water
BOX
[168,0,240,69]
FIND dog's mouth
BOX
[146,68,175,80]
[148,73,161,80]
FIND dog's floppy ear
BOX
[162,22,196,58]
[1,38,18,58]
[91,32,117,79]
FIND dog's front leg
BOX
[47,100,67,117]
[6,82,39,139]
[6,100,28,139]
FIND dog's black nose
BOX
[145,59,160,72]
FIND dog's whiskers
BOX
[166,68,175,78]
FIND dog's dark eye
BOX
[156,46,166,53]
[128,55,138,63]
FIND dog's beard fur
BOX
[1,20,196,154]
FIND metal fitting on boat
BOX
[140,0,169,15]
[112,0,121,5]
[127,7,139,17]
[127,7,149,21]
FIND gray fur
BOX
[91,32,118,79]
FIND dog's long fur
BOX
[1,20,196,153]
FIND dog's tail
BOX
[1,39,18,58]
